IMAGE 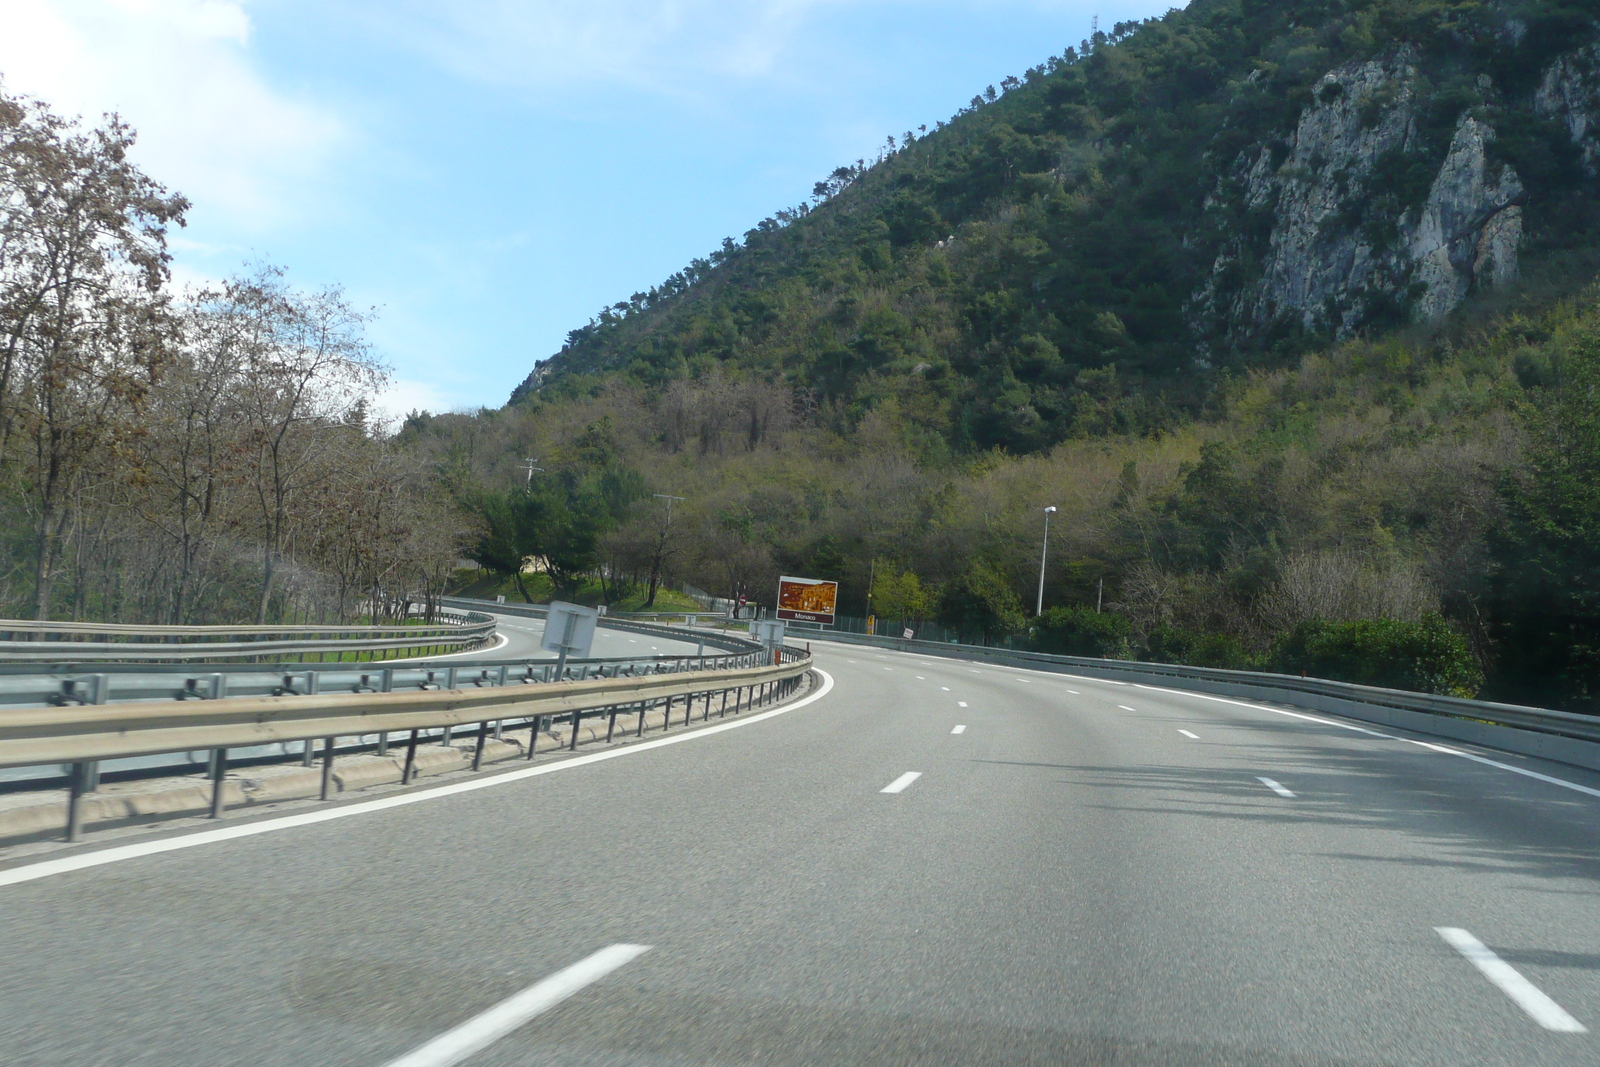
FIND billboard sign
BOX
[776,575,838,625]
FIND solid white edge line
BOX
[830,640,1599,800]
[951,725,967,734]
[1126,682,1600,801]
[382,943,653,1067]
[1256,776,1296,798]
[1435,927,1587,1033]
[0,670,837,889]
[881,771,922,794]
[388,631,511,663]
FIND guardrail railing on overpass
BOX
[0,611,497,663]
[0,609,811,844]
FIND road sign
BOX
[542,601,598,659]
[753,619,786,647]
[776,575,838,625]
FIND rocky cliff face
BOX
[1536,41,1600,176]
[1194,45,1585,347]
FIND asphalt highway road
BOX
[1,639,1597,1065]
[453,611,712,662]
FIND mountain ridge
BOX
[511,0,1600,457]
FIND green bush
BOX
[1031,606,1132,658]
[1270,615,1483,697]
[1142,626,1257,670]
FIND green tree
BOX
[464,489,541,602]
[869,562,937,622]
[937,559,1026,644]
[1485,326,1600,710]
[1032,606,1132,658]
[1271,616,1483,698]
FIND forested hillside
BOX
[400,0,1600,714]
[515,0,1600,451]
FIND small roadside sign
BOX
[542,601,598,659]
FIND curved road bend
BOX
[447,611,712,661]
[0,640,1597,1065]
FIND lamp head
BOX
[1044,506,1058,514]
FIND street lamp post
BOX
[1036,506,1057,616]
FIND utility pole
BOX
[521,457,544,487]
[652,493,686,522]
[1036,506,1057,616]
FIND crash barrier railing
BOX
[814,629,1600,766]
[5,641,811,842]
[0,610,497,663]
[439,596,757,651]
[0,606,761,766]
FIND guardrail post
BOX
[403,729,419,783]
[663,696,672,731]
[302,737,315,767]
[65,761,89,842]
[472,720,489,771]
[526,716,540,759]
[684,696,692,727]
[720,690,729,718]
[607,706,618,742]
[319,737,336,800]
[210,749,228,818]
[636,701,646,737]
[569,709,581,750]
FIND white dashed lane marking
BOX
[1435,928,1587,1033]
[881,772,922,794]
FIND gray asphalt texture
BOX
[1,641,1597,1066]
[460,612,713,662]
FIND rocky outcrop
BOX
[1196,50,1525,344]
[1535,41,1600,175]
[1407,117,1524,321]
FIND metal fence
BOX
[0,610,812,843]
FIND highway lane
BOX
[445,611,713,661]
[0,641,1597,1065]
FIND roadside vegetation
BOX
[9,0,1600,712]
[0,91,472,626]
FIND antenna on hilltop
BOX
[1092,12,1099,37]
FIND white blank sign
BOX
[542,601,598,658]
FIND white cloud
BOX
[365,0,843,95]
[372,377,474,431]
[0,0,343,226]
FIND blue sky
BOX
[2,0,1178,418]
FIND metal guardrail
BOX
[0,611,496,663]
[1,605,811,843]
[814,630,1600,746]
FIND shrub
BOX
[1142,626,1257,670]
[1270,615,1483,697]
[1031,606,1133,658]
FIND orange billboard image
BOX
[776,575,839,624]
